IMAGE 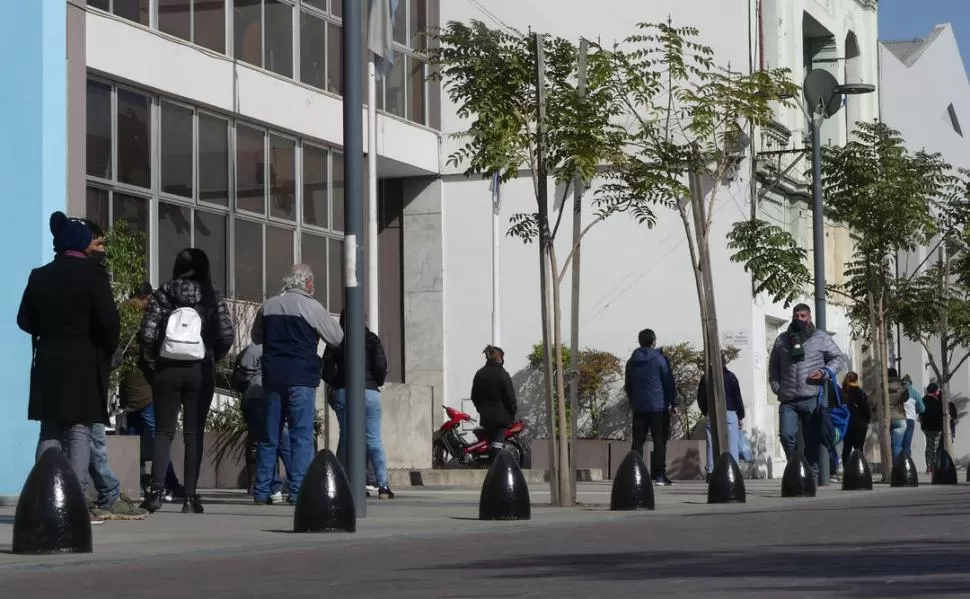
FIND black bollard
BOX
[610,451,655,511]
[293,449,356,533]
[841,449,873,491]
[781,454,817,498]
[12,447,92,554]
[707,452,746,504]
[479,450,531,521]
[932,450,958,485]
[890,453,919,488]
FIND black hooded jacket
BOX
[470,361,518,428]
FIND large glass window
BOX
[301,232,328,301]
[234,218,263,301]
[160,102,194,198]
[385,55,406,119]
[158,202,193,277]
[195,211,229,293]
[299,11,327,91]
[408,56,426,125]
[234,0,263,67]
[86,187,110,229]
[327,22,342,95]
[158,0,191,42]
[328,236,343,313]
[111,0,150,26]
[117,89,151,188]
[195,0,227,53]
[199,114,230,206]
[264,0,294,78]
[113,194,150,243]
[331,151,344,232]
[303,144,328,228]
[236,125,265,214]
[86,81,112,179]
[265,225,294,297]
[269,135,296,220]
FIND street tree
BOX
[896,170,970,458]
[429,21,625,506]
[728,121,948,479]
[600,20,798,456]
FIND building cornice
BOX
[853,0,877,11]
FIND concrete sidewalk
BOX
[0,478,921,571]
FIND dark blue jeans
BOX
[126,404,180,490]
[779,398,822,470]
[244,393,292,499]
[256,386,315,500]
[903,419,916,456]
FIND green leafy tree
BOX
[662,342,740,439]
[430,21,626,506]
[104,220,148,392]
[600,20,797,455]
[728,121,949,479]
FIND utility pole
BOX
[534,32,560,506]
[688,169,729,458]
[940,241,954,457]
[342,0,366,517]
[567,38,588,503]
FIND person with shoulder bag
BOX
[138,248,235,514]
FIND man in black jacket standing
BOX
[697,352,746,482]
[470,346,518,461]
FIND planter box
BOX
[530,438,705,480]
[108,430,249,491]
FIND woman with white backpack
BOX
[138,248,234,514]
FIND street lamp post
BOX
[802,69,874,485]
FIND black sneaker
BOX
[165,484,186,503]
[654,476,674,487]
[181,494,204,514]
[141,488,165,513]
[705,473,711,484]
[378,487,395,500]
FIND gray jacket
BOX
[235,343,263,398]
[769,328,847,402]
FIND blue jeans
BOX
[332,388,389,488]
[903,419,915,455]
[890,419,908,460]
[779,398,822,469]
[126,404,180,490]
[88,423,121,509]
[705,410,740,474]
[256,386,315,500]
[244,393,292,498]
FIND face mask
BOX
[790,319,806,332]
[90,251,107,268]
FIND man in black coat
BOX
[470,346,518,461]
[17,212,120,499]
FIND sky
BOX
[879,0,970,74]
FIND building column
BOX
[0,0,67,496]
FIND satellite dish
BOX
[803,69,842,118]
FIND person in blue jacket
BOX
[624,329,677,486]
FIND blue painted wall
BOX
[0,0,67,495]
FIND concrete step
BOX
[388,468,603,487]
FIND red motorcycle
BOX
[432,405,526,468]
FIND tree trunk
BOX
[548,247,573,506]
[538,231,559,505]
[867,282,892,482]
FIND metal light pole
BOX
[342,0,366,517]
[802,69,874,485]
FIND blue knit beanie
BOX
[49,211,92,254]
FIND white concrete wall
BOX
[880,24,970,466]
[85,10,439,175]
[433,0,874,468]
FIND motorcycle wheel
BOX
[432,444,450,469]
[505,439,525,468]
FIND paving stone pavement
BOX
[0,480,968,598]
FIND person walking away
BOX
[840,372,871,467]
[696,352,745,483]
[884,368,910,461]
[139,248,234,513]
[252,265,343,504]
[468,345,518,465]
[768,304,846,479]
[323,311,394,499]
[17,212,120,524]
[121,282,184,499]
[901,374,925,458]
[920,383,945,473]
[625,329,678,486]
[80,219,147,520]
[233,342,293,504]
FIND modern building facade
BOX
[881,23,970,467]
[0,0,882,494]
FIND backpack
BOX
[159,306,206,361]
[819,367,850,446]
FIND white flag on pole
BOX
[489,171,502,215]
[367,0,399,76]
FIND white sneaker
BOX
[269,491,284,504]
[365,484,379,493]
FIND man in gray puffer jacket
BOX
[769,303,847,474]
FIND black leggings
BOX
[632,411,668,478]
[841,419,869,466]
[151,362,214,495]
